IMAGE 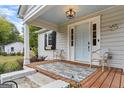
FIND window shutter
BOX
[44,34,47,50]
[51,31,56,50]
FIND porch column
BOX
[23,23,30,65]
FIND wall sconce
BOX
[109,24,119,31]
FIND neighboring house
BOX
[18,5,124,71]
[1,42,24,54]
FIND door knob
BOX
[88,42,90,45]
[98,39,99,42]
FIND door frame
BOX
[67,15,101,63]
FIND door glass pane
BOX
[93,24,97,46]
[71,29,74,46]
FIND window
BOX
[70,28,74,46]
[11,47,14,52]
[44,31,56,50]
[92,24,97,46]
[48,33,52,45]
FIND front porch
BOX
[27,60,124,88]
[18,5,124,88]
[22,5,115,65]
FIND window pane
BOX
[48,33,52,40]
[93,24,96,30]
[93,24,97,46]
[93,39,96,46]
[71,29,74,46]
[48,33,52,45]
[48,40,52,45]
[71,41,74,46]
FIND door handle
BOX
[98,39,100,42]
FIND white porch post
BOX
[23,23,30,65]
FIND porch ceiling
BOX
[36,5,112,25]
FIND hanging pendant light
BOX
[65,8,76,19]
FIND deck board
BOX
[110,69,122,88]
[79,68,100,86]
[90,69,110,88]
[100,69,116,88]
[121,74,124,88]
[82,69,104,88]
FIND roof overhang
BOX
[17,5,28,19]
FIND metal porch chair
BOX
[91,48,112,72]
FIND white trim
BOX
[67,26,70,60]
[68,16,101,27]
[23,24,30,65]
[25,5,36,15]
[23,5,45,23]
[35,28,49,34]
[67,15,101,63]
[89,21,92,64]
[23,5,54,23]
[69,27,75,61]
[30,19,58,31]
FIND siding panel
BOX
[101,6,124,69]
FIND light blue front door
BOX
[75,22,90,61]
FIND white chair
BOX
[91,48,112,71]
[53,49,64,60]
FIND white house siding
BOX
[5,42,24,54]
[100,6,124,69]
[38,25,68,60]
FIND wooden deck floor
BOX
[27,60,124,88]
[80,68,124,88]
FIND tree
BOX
[29,25,41,56]
[0,16,22,45]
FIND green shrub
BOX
[0,51,2,55]
[16,52,22,56]
[1,52,7,56]
[0,63,7,74]
[10,53,16,56]
[16,59,23,70]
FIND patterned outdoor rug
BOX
[37,62,96,82]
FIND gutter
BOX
[17,5,23,18]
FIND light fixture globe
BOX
[65,8,76,19]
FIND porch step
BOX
[41,80,70,88]
[26,72,55,87]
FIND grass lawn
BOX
[0,56,23,73]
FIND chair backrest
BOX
[53,49,64,57]
[100,48,110,59]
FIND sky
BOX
[0,5,23,34]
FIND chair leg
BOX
[101,60,105,72]
[107,60,111,70]
[90,61,92,68]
